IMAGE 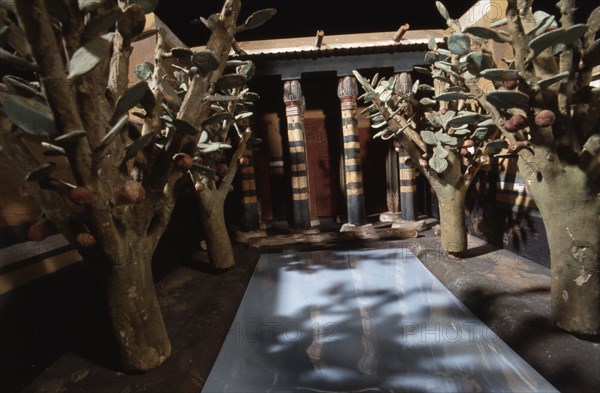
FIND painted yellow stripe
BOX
[292,192,309,201]
[344,158,361,167]
[347,188,364,196]
[344,141,361,149]
[0,250,81,295]
[399,168,416,181]
[242,180,256,191]
[291,176,308,189]
[291,163,307,172]
[290,146,305,154]
[400,186,417,192]
[242,196,258,204]
[345,171,363,184]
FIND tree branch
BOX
[218,127,250,199]
[14,0,93,184]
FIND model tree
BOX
[460,0,599,338]
[0,0,273,370]
[354,50,502,256]
[358,0,599,337]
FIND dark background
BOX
[155,0,597,46]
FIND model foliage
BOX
[0,0,274,370]
[359,0,599,337]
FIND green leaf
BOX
[420,97,437,106]
[490,18,507,28]
[486,139,508,150]
[173,119,198,135]
[428,38,438,50]
[0,47,37,71]
[134,61,154,80]
[435,91,472,101]
[130,0,159,14]
[463,52,496,75]
[453,128,471,136]
[2,76,43,100]
[437,132,458,146]
[160,80,182,108]
[237,61,256,80]
[528,11,556,37]
[95,115,128,151]
[479,68,519,81]
[26,162,57,182]
[1,94,56,136]
[83,7,121,38]
[474,127,490,140]
[41,142,66,156]
[192,49,220,74]
[216,74,247,91]
[448,33,471,56]
[587,6,600,41]
[199,131,209,144]
[435,1,450,21]
[242,91,260,102]
[429,156,448,173]
[53,130,87,146]
[477,119,496,128]
[202,113,235,126]
[446,112,487,128]
[538,72,570,89]
[123,130,157,162]
[463,26,511,43]
[434,61,454,72]
[243,8,277,30]
[191,164,216,176]
[527,24,588,61]
[414,66,432,76]
[433,145,449,159]
[114,81,152,119]
[78,0,107,12]
[420,130,438,145]
[486,90,530,109]
[68,33,114,79]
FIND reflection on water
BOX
[202,248,556,393]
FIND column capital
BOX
[283,80,303,106]
[394,72,413,95]
[337,76,358,102]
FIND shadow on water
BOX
[204,248,561,393]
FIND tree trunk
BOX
[436,185,468,256]
[524,165,600,337]
[198,190,235,269]
[100,245,171,371]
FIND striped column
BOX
[398,147,417,221]
[337,76,366,226]
[283,80,311,230]
[386,143,400,214]
[239,146,260,231]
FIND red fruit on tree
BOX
[535,110,556,128]
[67,186,93,205]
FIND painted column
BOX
[283,80,311,230]
[386,143,400,214]
[393,72,418,222]
[337,76,366,226]
[398,147,417,221]
[239,145,260,231]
